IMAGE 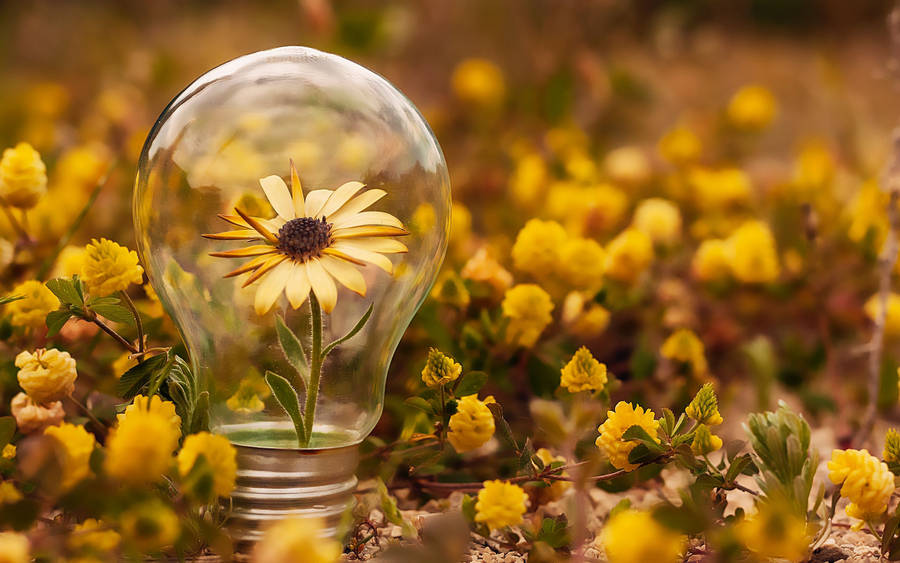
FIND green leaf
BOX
[535,515,570,549]
[0,295,23,306]
[487,402,519,453]
[45,310,73,337]
[377,477,416,539]
[0,417,14,448]
[276,315,309,389]
[627,443,658,465]
[404,397,434,415]
[725,454,754,483]
[45,278,83,306]
[265,371,306,447]
[90,303,135,325]
[454,371,487,397]
[622,425,665,453]
[116,352,169,399]
[191,392,210,434]
[322,304,373,357]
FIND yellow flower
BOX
[1,444,15,459]
[68,518,121,553]
[204,161,408,315]
[690,424,723,455]
[55,143,111,189]
[120,498,179,551]
[828,449,895,519]
[80,238,144,296]
[105,405,180,486]
[44,423,95,490]
[885,428,900,463]
[421,348,462,388]
[689,167,752,211]
[474,480,528,531]
[51,245,88,279]
[430,272,470,309]
[658,125,702,166]
[596,401,659,471]
[461,247,513,295]
[560,346,607,393]
[451,58,506,107]
[0,482,22,504]
[661,329,708,376]
[0,532,30,563]
[599,509,686,563]
[848,179,889,245]
[177,432,238,498]
[252,516,341,563]
[632,198,682,244]
[15,348,77,404]
[509,152,548,208]
[692,238,731,282]
[604,146,651,186]
[5,280,59,330]
[735,502,811,563]
[727,84,777,130]
[792,140,834,195]
[511,219,568,277]
[501,284,554,347]
[558,237,605,292]
[534,448,571,499]
[547,183,629,235]
[726,220,780,284]
[447,395,496,453]
[9,392,64,434]
[685,383,723,426]
[226,374,270,414]
[865,293,900,338]
[0,142,47,208]
[117,394,181,433]
[603,228,654,284]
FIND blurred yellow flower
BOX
[106,403,180,486]
[451,58,506,107]
[559,237,605,292]
[461,247,513,295]
[501,284,554,347]
[596,401,660,471]
[0,531,30,563]
[474,480,528,531]
[68,518,121,553]
[120,498,179,551]
[44,422,95,490]
[449,201,472,249]
[81,238,144,296]
[447,394,496,453]
[689,167,752,210]
[118,394,181,433]
[177,431,238,498]
[51,245,87,278]
[0,482,22,504]
[509,152,547,209]
[421,348,462,388]
[884,428,900,463]
[603,228,654,284]
[252,516,341,563]
[599,509,685,563]
[564,150,598,183]
[430,271,470,308]
[726,220,780,284]
[661,329,708,376]
[690,424,723,455]
[560,346,607,393]
[727,84,777,130]
[632,198,682,243]
[6,280,59,329]
[603,146,651,186]
[511,218,567,277]
[549,182,629,235]
[9,392,64,434]
[791,140,834,195]
[864,293,900,337]
[658,125,702,166]
[828,449,895,520]
[55,143,111,190]
[25,82,69,118]
[0,142,47,208]
[735,502,811,563]
[848,179,889,246]
[534,448,571,498]
[686,383,723,425]
[692,238,731,282]
[1,444,15,459]
[226,374,270,414]
[16,348,77,404]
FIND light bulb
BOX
[133,46,449,541]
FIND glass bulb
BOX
[133,46,449,539]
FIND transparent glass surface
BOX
[134,46,449,449]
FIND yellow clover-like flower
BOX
[421,348,462,388]
[252,516,342,563]
[226,374,270,414]
[0,482,22,505]
[15,348,77,404]
[120,498,180,552]
[658,125,702,166]
[690,424,723,456]
[828,449,895,519]
[511,218,568,278]
[177,431,238,499]
[692,238,731,282]
[685,383,723,426]
[118,394,181,434]
[447,395,496,453]
[661,329,708,376]
[599,509,686,563]
[560,346,607,393]
[0,142,47,208]
[501,284,554,348]
[727,84,777,131]
[558,236,605,293]
[884,428,900,464]
[451,58,506,107]
[6,280,59,330]
[461,247,513,295]
[105,404,180,486]
[68,518,121,554]
[726,220,780,284]
[474,480,528,531]
[0,531,30,563]
[595,401,660,471]
[80,238,145,297]
[689,167,752,211]
[603,228,654,284]
[735,502,811,563]
[632,198,682,244]
[9,392,64,434]
[44,422,95,491]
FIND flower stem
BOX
[120,291,145,359]
[92,317,139,354]
[302,293,323,447]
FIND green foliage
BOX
[264,371,306,447]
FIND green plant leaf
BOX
[0,294,23,306]
[275,315,309,389]
[265,371,306,447]
[191,391,210,434]
[487,402,520,453]
[322,304,373,357]
[90,303,135,325]
[45,310,73,337]
[454,371,487,397]
[404,397,434,415]
[622,425,665,453]
[45,278,83,306]
[116,352,169,399]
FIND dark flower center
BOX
[276,217,333,261]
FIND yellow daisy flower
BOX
[204,161,409,315]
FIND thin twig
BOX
[120,291,145,359]
[91,317,138,354]
[65,394,107,438]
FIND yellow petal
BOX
[319,181,365,218]
[331,211,404,230]
[306,259,338,313]
[342,238,408,254]
[234,208,279,244]
[285,262,312,309]
[202,229,262,240]
[320,255,367,296]
[242,255,288,287]
[304,189,333,219]
[327,189,387,223]
[259,175,296,220]
[332,225,409,239]
[321,247,366,265]
[290,159,305,218]
[209,245,277,258]
[254,260,292,315]
[218,214,250,228]
[332,241,394,274]
[224,254,273,278]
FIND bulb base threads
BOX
[226,441,359,547]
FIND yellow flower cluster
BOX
[0,532,29,563]
[226,374,270,414]
[177,431,238,498]
[685,383,723,426]
[689,167,752,211]
[884,428,900,463]
[632,198,682,243]
[690,424,723,455]
[44,422,95,490]
[80,238,144,297]
[560,346,607,393]
[105,396,181,485]
[15,348,77,404]
[447,394,496,453]
[451,58,506,108]
[252,516,341,563]
[599,509,686,563]
[596,401,660,471]
[68,518,121,554]
[120,498,179,551]
[10,392,64,433]
[864,293,900,338]
[660,329,708,376]
[735,502,811,563]
[474,480,528,531]
[511,219,568,278]
[558,236,606,292]
[603,228,654,284]
[421,348,462,388]
[6,280,59,330]
[727,84,777,130]
[461,248,513,295]
[658,125,702,166]
[118,393,182,430]
[691,238,731,282]
[501,284,554,347]
[827,449,895,520]
[0,142,47,208]
[726,220,780,283]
